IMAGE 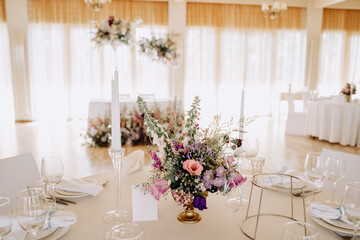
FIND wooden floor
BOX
[0,116,359,179]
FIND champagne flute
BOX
[342,182,360,240]
[325,156,345,206]
[41,156,64,209]
[0,197,12,239]
[304,152,325,204]
[16,188,48,239]
[282,222,319,240]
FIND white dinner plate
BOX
[310,215,360,236]
[55,190,89,199]
[322,218,354,230]
[43,226,70,240]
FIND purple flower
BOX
[216,166,226,177]
[213,177,225,187]
[150,151,162,170]
[173,142,184,151]
[108,16,114,26]
[203,170,214,182]
[193,195,207,211]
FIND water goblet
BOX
[282,222,319,240]
[0,197,12,239]
[304,152,325,205]
[342,182,360,240]
[41,156,64,209]
[250,156,265,175]
[325,156,345,206]
[16,188,48,239]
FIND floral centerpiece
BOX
[85,116,111,147]
[92,16,142,47]
[340,83,357,102]
[84,105,184,147]
[138,34,180,66]
[137,96,246,223]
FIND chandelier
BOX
[84,0,111,12]
[261,1,287,20]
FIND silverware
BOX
[55,197,77,205]
[47,197,69,206]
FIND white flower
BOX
[100,19,112,33]
[88,126,97,137]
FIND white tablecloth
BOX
[305,100,360,147]
[60,168,341,240]
[88,98,173,119]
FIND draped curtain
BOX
[0,0,14,123]
[318,9,360,96]
[27,0,169,121]
[185,3,307,125]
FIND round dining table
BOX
[305,99,360,147]
[59,167,345,240]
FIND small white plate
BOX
[24,226,69,240]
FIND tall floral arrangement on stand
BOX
[92,16,142,47]
[85,116,112,147]
[137,96,246,223]
[139,34,180,66]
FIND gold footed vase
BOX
[177,203,201,224]
[346,94,351,102]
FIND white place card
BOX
[132,185,158,222]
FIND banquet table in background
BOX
[305,99,360,147]
[60,167,343,240]
[88,98,173,119]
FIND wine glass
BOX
[16,188,48,239]
[325,156,345,206]
[282,221,319,240]
[0,197,12,239]
[41,156,64,209]
[226,133,258,209]
[342,182,360,240]
[304,152,325,204]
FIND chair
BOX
[138,93,155,100]
[321,148,360,197]
[0,153,40,203]
[285,93,307,136]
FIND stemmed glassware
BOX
[0,197,12,239]
[304,152,325,204]
[325,156,345,206]
[282,222,319,240]
[342,182,360,240]
[41,156,64,209]
[16,188,48,239]
[226,133,259,209]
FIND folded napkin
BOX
[123,150,144,174]
[57,178,103,196]
[50,210,77,227]
[308,203,341,219]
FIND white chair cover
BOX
[285,93,307,136]
[0,153,40,203]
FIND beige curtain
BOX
[187,2,306,30]
[28,0,168,25]
[322,8,360,33]
[317,9,360,96]
[0,0,6,22]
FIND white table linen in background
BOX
[88,98,172,119]
[305,100,360,147]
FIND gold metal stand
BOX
[177,203,201,224]
[240,173,307,239]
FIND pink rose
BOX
[182,159,203,176]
